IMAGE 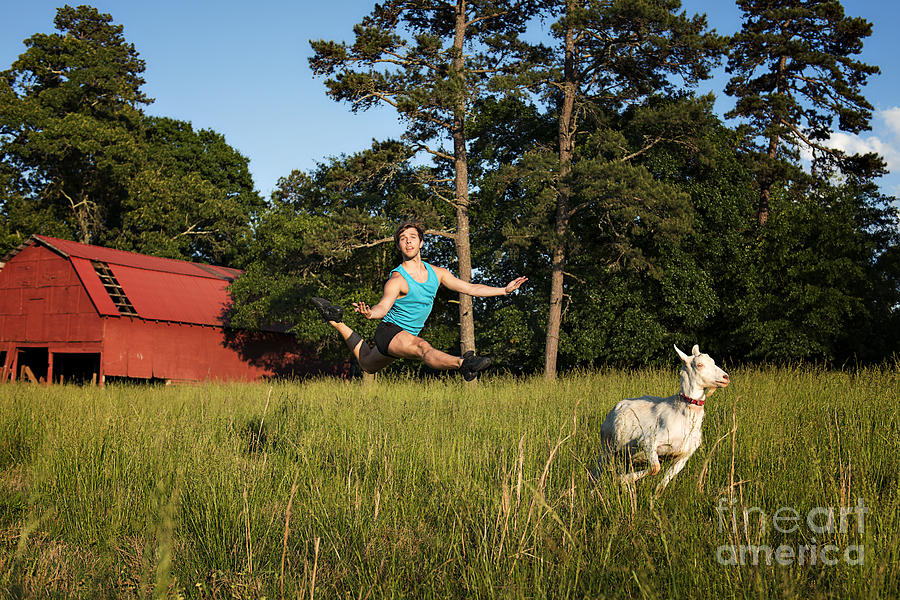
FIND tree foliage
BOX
[2,2,897,370]
[485,0,727,377]
[0,5,148,246]
[118,117,264,265]
[227,142,463,371]
[309,0,535,355]
[725,0,882,225]
[249,0,895,370]
[0,5,262,263]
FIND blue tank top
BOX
[383,262,439,335]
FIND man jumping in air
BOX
[311,221,528,380]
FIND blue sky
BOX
[3,0,899,200]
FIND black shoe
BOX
[460,350,491,381]
[311,297,343,323]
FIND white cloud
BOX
[817,108,900,174]
[881,107,900,138]
[826,132,900,171]
[794,108,900,196]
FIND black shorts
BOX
[374,321,405,357]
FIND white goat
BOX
[596,344,729,495]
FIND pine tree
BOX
[309,0,531,356]
[499,0,725,378]
[725,0,881,226]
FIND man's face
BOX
[397,227,423,259]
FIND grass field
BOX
[0,365,898,599]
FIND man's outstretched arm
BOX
[435,267,527,297]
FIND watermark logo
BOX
[714,497,867,566]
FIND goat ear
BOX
[691,344,700,356]
[674,345,691,364]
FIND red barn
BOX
[0,235,318,384]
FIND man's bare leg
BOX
[387,331,463,370]
[388,333,490,379]
[313,297,394,373]
[330,321,394,373]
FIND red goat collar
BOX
[680,393,705,407]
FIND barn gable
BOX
[0,242,102,344]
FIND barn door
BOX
[16,347,49,383]
[52,353,101,384]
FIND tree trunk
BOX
[452,0,476,356]
[69,189,93,244]
[758,56,787,227]
[544,2,576,380]
[758,133,779,227]
[757,185,771,227]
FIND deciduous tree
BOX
[0,6,263,264]
[118,117,264,265]
[0,5,149,245]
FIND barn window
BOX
[91,261,138,316]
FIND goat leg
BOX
[621,442,660,485]
[653,452,694,496]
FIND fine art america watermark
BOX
[715,497,867,566]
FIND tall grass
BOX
[0,366,897,598]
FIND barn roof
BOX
[4,235,243,326]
